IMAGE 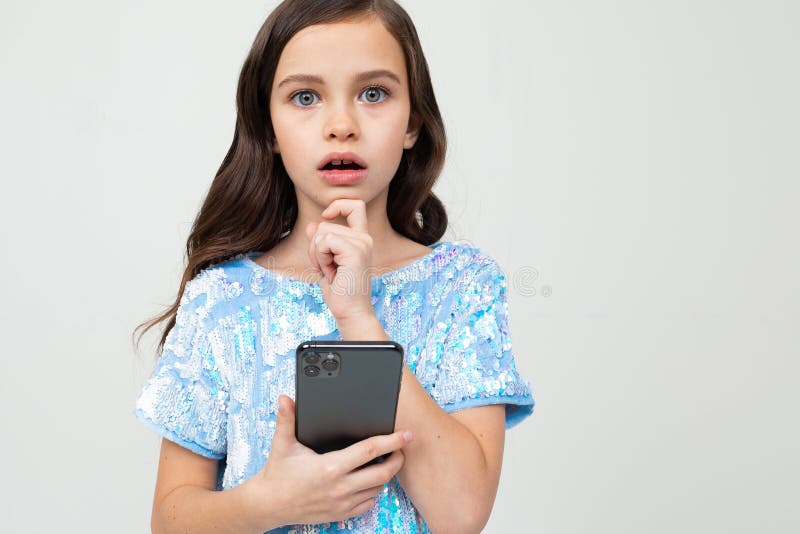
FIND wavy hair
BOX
[133,0,448,354]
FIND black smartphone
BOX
[295,340,404,468]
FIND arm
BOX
[150,438,280,534]
[338,316,507,534]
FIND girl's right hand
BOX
[243,394,413,529]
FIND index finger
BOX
[324,430,410,475]
[321,199,368,233]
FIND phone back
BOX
[295,340,404,455]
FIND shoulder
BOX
[180,253,255,317]
[441,240,508,284]
[418,240,509,308]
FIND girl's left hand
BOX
[305,198,376,324]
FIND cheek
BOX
[389,109,413,145]
[271,108,298,142]
[271,111,312,164]
[370,114,410,147]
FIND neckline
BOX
[243,241,449,287]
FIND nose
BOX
[324,100,360,141]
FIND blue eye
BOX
[291,91,319,107]
[361,85,389,103]
[289,85,390,107]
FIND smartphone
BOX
[295,340,404,467]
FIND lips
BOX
[319,167,367,185]
[321,161,362,171]
[317,151,368,170]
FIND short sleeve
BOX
[429,259,535,429]
[134,281,229,459]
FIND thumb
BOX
[273,394,297,448]
[306,222,318,240]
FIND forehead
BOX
[275,17,406,80]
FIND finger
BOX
[308,232,333,284]
[310,223,370,265]
[305,221,319,240]
[353,484,386,502]
[321,199,368,233]
[307,232,322,273]
[314,233,342,284]
[345,484,384,512]
[325,430,412,476]
[311,229,372,263]
[306,231,340,283]
[344,449,405,493]
[306,222,336,275]
[272,395,297,449]
[344,496,378,522]
[314,221,370,245]
[314,232,368,286]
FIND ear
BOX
[267,134,281,154]
[403,112,422,150]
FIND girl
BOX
[133,1,535,532]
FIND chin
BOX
[326,191,365,201]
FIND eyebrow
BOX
[276,69,402,89]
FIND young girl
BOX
[133,1,535,532]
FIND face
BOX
[269,16,420,216]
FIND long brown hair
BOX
[133,0,449,355]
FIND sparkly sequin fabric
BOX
[134,240,535,533]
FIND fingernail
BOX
[403,430,413,443]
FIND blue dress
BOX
[134,240,535,533]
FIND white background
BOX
[1,1,798,532]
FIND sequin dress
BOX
[134,240,535,533]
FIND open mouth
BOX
[321,162,364,171]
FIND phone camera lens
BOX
[321,359,338,371]
[304,365,320,377]
[304,352,320,364]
